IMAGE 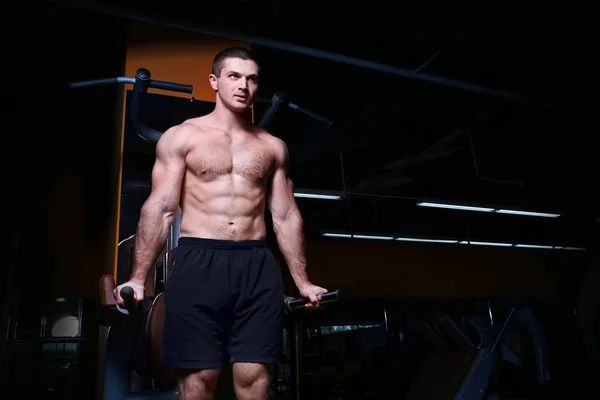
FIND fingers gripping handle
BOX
[285,289,342,312]
[98,275,150,315]
[116,285,152,315]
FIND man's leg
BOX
[177,367,221,400]
[229,245,283,399]
[161,240,233,399]
[232,363,272,400]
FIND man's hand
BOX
[298,283,328,309]
[114,280,146,309]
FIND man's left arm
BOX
[268,138,327,306]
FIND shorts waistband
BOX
[177,237,268,250]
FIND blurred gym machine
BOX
[406,302,551,400]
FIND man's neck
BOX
[211,101,249,132]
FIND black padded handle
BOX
[120,286,134,302]
[150,79,193,93]
[284,289,342,312]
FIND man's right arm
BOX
[128,126,187,289]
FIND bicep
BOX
[146,131,186,213]
[268,140,298,221]
[269,167,296,220]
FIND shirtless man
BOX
[114,47,327,400]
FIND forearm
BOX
[273,210,310,289]
[130,202,175,284]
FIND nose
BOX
[238,78,249,91]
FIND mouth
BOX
[234,94,248,102]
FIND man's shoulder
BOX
[161,118,213,142]
[254,129,288,164]
[255,128,286,151]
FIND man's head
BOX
[209,47,260,112]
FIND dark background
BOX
[21,0,599,250]
[3,0,599,398]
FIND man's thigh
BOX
[162,243,233,369]
[228,248,284,364]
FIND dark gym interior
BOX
[4,1,599,399]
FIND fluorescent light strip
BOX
[554,246,586,251]
[496,210,560,218]
[322,233,352,238]
[396,237,458,244]
[417,202,494,212]
[353,234,394,240]
[294,192,341,200]
[515,244,554,249]
[467,241,512,247]
[322,233,394,240]
[416,201,560,218]
[321,232,585,251]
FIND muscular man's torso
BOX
[176,117,277,241]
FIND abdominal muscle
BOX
[178,173,268,241]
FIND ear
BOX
[209,74,218,91]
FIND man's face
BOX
[209,57,259,112]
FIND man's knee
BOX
[232,363,272,398]
[177,367,220,399]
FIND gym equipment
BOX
[70,69,331,142]
[70,68,193,143]
[98,272,341,400]
[256,91,333,129]
[406,303,551,400]
[285,289,343,314]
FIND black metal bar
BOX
[490,306,515,354]
[69,67,193,143]
[8,337,86,343]
[516,308,552,383]
[256,94,332,128]
[415,33,463,73]
[258,91,286,128]
[288,103,332,127]
[468,127,525,187]
[47,0,544,105]
[150,79,193,93]
[69,77,135,88]
[130,67,187,143]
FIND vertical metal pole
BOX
[173,207,181,247]
[491,307,516,354]
[383,300,389,331]
[164,207,182,283]
[339,152,347,193]
[339,152,354,234]
[295,323,302,400]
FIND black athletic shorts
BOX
[161,237,284,370]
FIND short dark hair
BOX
[211,47,259,77]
